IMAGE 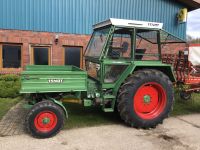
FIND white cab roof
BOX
[93,18,163,29]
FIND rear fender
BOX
[113,64,175,95]
[133,66,176,82]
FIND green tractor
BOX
[20,18,185,138]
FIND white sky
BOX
[187,8,200,38]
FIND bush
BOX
[0,74,21,98]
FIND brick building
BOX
[0,0,200,73]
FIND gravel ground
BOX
[1,114,200,150]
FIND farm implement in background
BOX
[162,44,200,100]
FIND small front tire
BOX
[25,100,65,138]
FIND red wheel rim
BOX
[133,82,167,120]
[34,111,57,132]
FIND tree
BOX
[187,35,200,44]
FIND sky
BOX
[187,8,200,38]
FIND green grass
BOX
[172,93,200,116]
[64,103,121,129]
[0,97,22,120]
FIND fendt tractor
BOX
[20,18,186,138]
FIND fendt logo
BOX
[148,23,159,27]
[48,79,64,83]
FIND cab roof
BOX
[93,18,163,30]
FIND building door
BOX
[64,46,82,68]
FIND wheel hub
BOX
[42,117,50,124]
[143,95,151,104]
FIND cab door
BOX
[102,28,133,87]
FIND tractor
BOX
[20,18,185,138]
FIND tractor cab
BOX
[84,18,185,86]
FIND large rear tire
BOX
[25,100,65,138]
[117,69,174,128]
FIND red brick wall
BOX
[0,29,91,74]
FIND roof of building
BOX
[93,18,163,29]
[178,0,200,10]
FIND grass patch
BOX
[0,97,22,120]
[172,93,200,116]
[63,103,121,129]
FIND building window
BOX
[0,44,22,68]
[31,46,51,65]
[63,46,82,68]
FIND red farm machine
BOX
[162,44,200,100]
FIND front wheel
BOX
[25,100,65,138]
[117,69,174,128]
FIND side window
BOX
[135,30,159,60]
[31,46,51,65]
[108,29,132,59]
[1,44,22,68]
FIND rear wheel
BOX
[25,100,64,138]
[117,69,174,128]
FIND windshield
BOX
[85,28,110,57]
